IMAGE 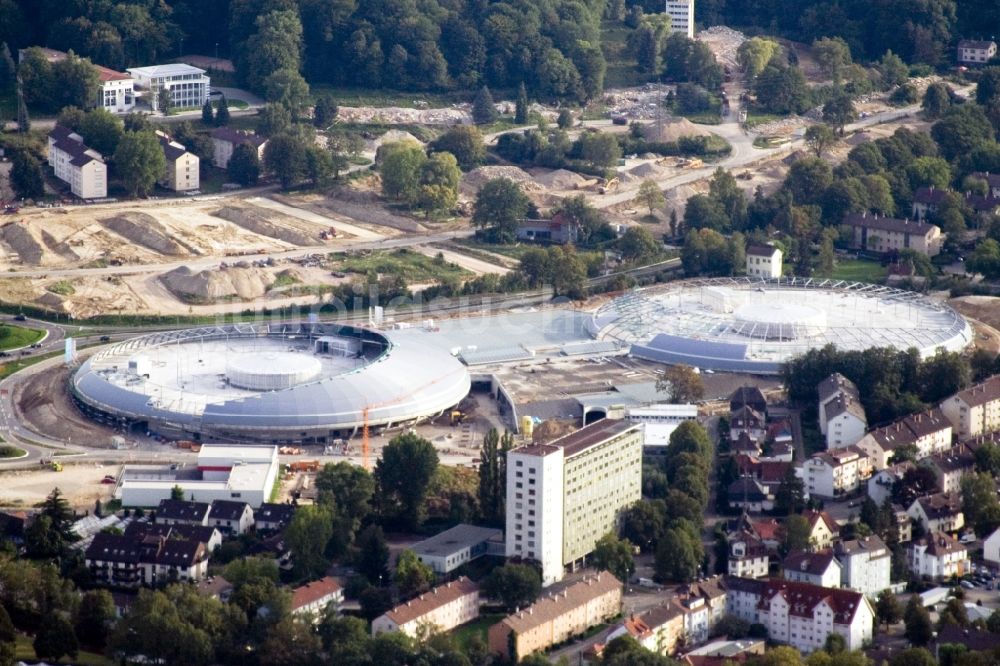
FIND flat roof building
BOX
[127,63,209,112]
[410,524,503,574]
[505,419,642,585]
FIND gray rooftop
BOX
[410,524,502,558]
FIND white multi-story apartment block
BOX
[817,374,867,449]
[210,127,268,169]
[47,125,107,199]
[957,40,997,64]
[505,419,643,585]
[909,532,970,580]
[834,536,891,598]
[127,63,210,112]
[291,577,343,620]
[866,462,913,506]
[782,550,842,589]
[842,213,944,257]
[665,0,695,38]
[745,244,782,279]
[372,577,479,637]
[155,131,200,191]
[940,375,1000,438]
[803,446,873,499]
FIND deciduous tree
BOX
[637,180,665,215]
[114,130,166,197]
[483,564,541,612]
[375,432,439,529]
[472,177,530,244]
[9,151,44,200]
[655,365,705,403]
[592,533,634,583]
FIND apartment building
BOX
[154,499,211,527]
[856,409,953,469]
[755,580,874,653]
[924,447,975,494]
[47,125,107,199]
[604,603,685,656]
[941,375,1000,438]
[291,577,343,619]
[834,535,891,598]
[982,526,1000,566]
[373,577,479,638]
[505,419,643,585]
[782,550,842,589]
[745,244,783,279]
[907,493,965,533]
[210,127,268,169]
[842,213,943,257]
[154,130,200,192]
[665,0,695,38]
[866,462,913,506]
[802,446,873,499]
[909,532,970,580]
[728,531,769,579]
[127,63,210,112]
[85,529,208,587]
[958,40,997,64]
[818,374,867,449]
[912,187,1000,221]
[207,500,253,536]
[123,521,222,553]
[22,48,134,113]
[488,573,622,662]
[254,503,295,532]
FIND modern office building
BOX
[505,419,643,585]
[127,63,210,112]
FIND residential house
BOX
[155,131,200,192]
[603,603,686,657]
[802,511,840,551]
[748,578,875,653]
[912,187,1000,221]
[940,375,1000,438]
[411,523,503,575]
[254,503,295,532]
[867,462,914,506]
[196,576,234,602]
[681,639,766,665]
[47,125,107,199]
[763,420,795,462]
[730,406,767,444]
[834,535,891,598]
[291,576,343,620]
[373,577,479,637]
[802,446,873,499]
[85,529,209,587]
[972,172,1000,199]
[936,626,1000,661]
[515,212,579,244]
[123,521,222,553]
[908,493,965,533]
[729,387,768,416]
[782,550,841,588]
[21,48,133,113]
[745,244,783,279]
[735,457,791,499]
[747,518,783,553]
[727,478,774,513]
[958,40,997,64]
[818,374,867,450]
[981,526,1000,566]
[680,576,729,640]
[154,499,210,527]
[210,127,268,169]
[723,576,764,625]
[488,573,621,662]
[728,531,769,579]
[924,447,975,494]
[207,500,254,536]
[909,532,970,580]
[842,213,944,257]
[856,409,953,469]
[127,63,210,112]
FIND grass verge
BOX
[0,445,26,458]
[828,259,887,283]
[453,613,506,651]
[0,324,45,350]
[15,635,112,666]
[0,350,61,380]
[332,248,472,282]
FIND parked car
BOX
[961,580,976,589]
[99,336,111,343]
[13,314,25,321]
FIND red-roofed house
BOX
[756,579,874,653]
[290,577,343,619]
[802,511,840,550]
[373,577,479,638]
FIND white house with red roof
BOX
[290,576,343,620]
[19,48,133,113]
[755,579,873,653]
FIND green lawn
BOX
[332,248,472,282]
[15,635,112,666]
[214,98,249,110]
[453,613,505,651]
[744,112,785,129]
[601,20,652,89]
[829,259,887,283]
[311,86,470,109]
[0,324,45,350]
[0,444,26,458]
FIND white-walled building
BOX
[856,409,953,469]
[834,535,891,598]
[782,550,842,589]
[210,127,268,169]
[818,373,867,450]
[982,527,1000,567]
[127,63,210,112]
[803,446,873,499]
[909,532,970,580]
[907,493,964,534]
[291,577,343,619]
[207,500,254,536]
[665,0,695,38]
[745,244,783,279]
[728,531,770,579]
[47,125,107,199]
[626,404,698,455]
[958,40,997,65]
[505,419,642,586]
[866,462,913,507]
[373,578,479,637]
[411,524,503,574]
[21,48,134,114]
[940,375,1000,438]
[156,130,200,191]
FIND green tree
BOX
[379,140,425,203]
[592,533,634,583]
[904,596,934,646]
[395,549,434,598]
[823,93,857,135]
[417,151,461,214]
[15,75,28,133]
[805,124,837,158]
[637,180,665,216]
[355,525,390,585]
[546,245,588,299]
[619,226,660,261]
[375,432,439,529]
[879,50,909,88]
[557,108,573,129]
[228,143,261,187]
[483,564,541,612]
[214,95,230,126]
[257,103,292,137]
[785,157,834,206]
[932,105,996,161]
[890,648,936,666]
[238,9,303,93]
[472,177,530,244]
[79,108,124,157]
[780,514,811,554]
[961,472,1000,536]
[656,366,705,404]
[515,82,529,124]
[9,151,44,200]
[622,500,668,552]
[684,195,730,233]
[114,131,166,197]
[34,614,78,662]
[875,590,903,628]
[906,156,951,191]
[975,67,1000,106]
[313,94,338,128]
[201,99,214,125]
[813,37,853,83]
[655,522,703,583]
[285,504,334,579]
[709,168,748,229]
[922,83,951,119]
[478,428,513,525]
[263,68,311,118]
[75,589,115,649]
[263,133,307,190]
[108,588,215,666]
[753,62,812,114]
[472,86,498,124]
[738,37,781,79]
[775,468,807,516]
[577,131,621,170]
[429,126,485,171]
[170,485,184,501]
[305,144,335,187]
[316,462,375,527]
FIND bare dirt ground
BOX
[0,464,117,509]
[950,296,1000,354]
[15,364,118,446]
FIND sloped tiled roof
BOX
[383,577,478,626]
[498,573,618,634]
[758,579,866,624]
[291,576,342,611]
[782,549,838,577]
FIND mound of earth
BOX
[461,166,542,195]
[213,206,317,246]
[1,223,49,264]
[532,419,577,444]
[628,162,661,178]
[531,168,588,189]
[161,265,274,302]
[101,212,195,256]
[641,118,713,143]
